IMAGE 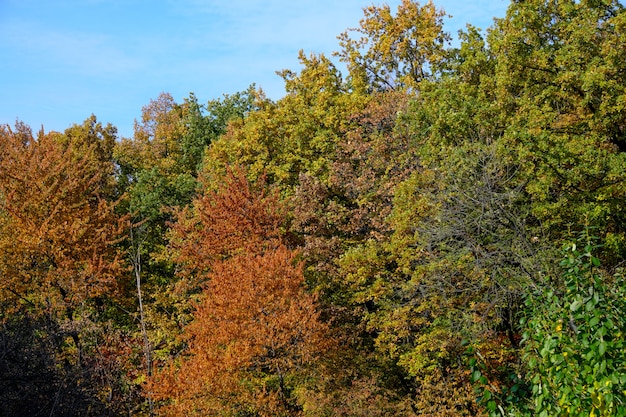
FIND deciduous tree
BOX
[150,169,330,416]
[490,0,626,260]
[336,0,449,91]
[0,120,131,415]
[0,122,125,319]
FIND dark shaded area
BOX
[0,315,115,417]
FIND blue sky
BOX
[0,0,509,139]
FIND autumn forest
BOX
[2,0,626,415]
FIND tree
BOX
[490,0,626,261]
[519,231,626,416]
[335,0,449,91]
[114,89,261,258]
[150,169,330,416]
[288,90,422,415]
[0,121,125,320]
[112,89,261,404]
[0,121,132,415]
[203,52,367,190]
[62,114,118,199]
[314,20,545,414]
[179,87,259,174]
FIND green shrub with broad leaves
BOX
[520,229,626,416]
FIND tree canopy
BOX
[2,1,626,415]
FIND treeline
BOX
[2,0,626,415]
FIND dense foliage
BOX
[2,0,626,415]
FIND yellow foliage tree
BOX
[336,0,449,91]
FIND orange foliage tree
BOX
[0,121,125,320]
[0,121,132,415]
[150,168,330,416]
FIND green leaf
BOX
[483,390,492,401]
[472,370,482,382]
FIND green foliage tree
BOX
[490,0,626,259]
[324,21,534,414]
[203,52,368,191]
[115,87,259,222]
[519,230,626,416]
[178,87,258,174]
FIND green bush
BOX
[521,230,626,416]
